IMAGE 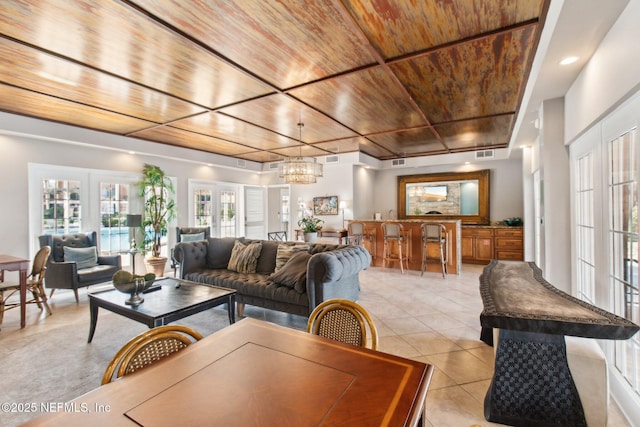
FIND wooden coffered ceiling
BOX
[0,0,549,163]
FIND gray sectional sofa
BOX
[174,237,371,317]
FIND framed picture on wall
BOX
[313,196,338,215]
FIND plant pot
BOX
[144,256,167,277]
[303,232,317,243]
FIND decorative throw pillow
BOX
[207,237,237,269]
[268,251,311,293]
[274,244,310,272]
[180,232,205,242]
[227,240,262,274]
[63,246,98,270]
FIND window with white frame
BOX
[575,153,595,304]
[99,182,132,255]
[608,128,640,396]
[41,179,81,235]
[194,189,213,228]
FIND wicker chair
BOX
[306,299,378,350]
[0,246,52,328]
[101,325,203,385]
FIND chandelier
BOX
[278,122,323,184]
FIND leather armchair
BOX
[38,232,121,303]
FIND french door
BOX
[189,181,239,238]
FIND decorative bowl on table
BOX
[112,271,156,306]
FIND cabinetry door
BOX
[461,236,474,259]
[475,237,494,261]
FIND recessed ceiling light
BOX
[560,56,578,65]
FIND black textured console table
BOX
[480,260,639,426]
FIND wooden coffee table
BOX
[87,278,235,343]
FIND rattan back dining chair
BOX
[347,222,365,246]
[0,246,52,328]
[420,223,448,278]
[306,299,378,350]
[101,325,203,385]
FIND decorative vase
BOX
[303,232,317,243]
[113,277,154,306]
[144,256,167,277]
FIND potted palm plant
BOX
[298,216,324,243]
[136,164,176,276]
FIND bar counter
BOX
[348,219,461,274]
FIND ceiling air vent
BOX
[237,159,247,168]
[391,159,406,167]
[269,162,281,170]
[325,155,339,164]
[475,149,494,160]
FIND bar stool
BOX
[420,223,448,278]
[381,222,408,273]
[347,222,365,246]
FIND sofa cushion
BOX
[183,270,308,307]
[63,246,98,270]
[227,240,262,274]
[250,239,279,274]
[206,237,237,268]
[269,251,311,293]
[274,244,309,272]
[180,232,205,242]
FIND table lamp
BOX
[339,201,347,231]
[126,214,142,249]
[126,214,142,274]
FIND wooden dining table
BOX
[24,317,434,426]
[0,254,30,328]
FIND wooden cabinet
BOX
[462,226,523,264]
[494,228,524,260]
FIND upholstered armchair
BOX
[38,232,121,303]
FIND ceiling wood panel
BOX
[131,126,256,156]
[131,0,378,89]
[0,0,274,108]
[0,38,205,123]
[219,94,357,142]
[390,25,537,124]
[310,138,361,155]
[171,112,298,151]
[434,115,515,150]
[342,0,544,59]
[368,128,446,156]
[0,84,155,134]
[289,66,427,135]
[0,0,550,164]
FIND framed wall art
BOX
[313,196,338,215]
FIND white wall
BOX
[540,97,571,289]
[287,162,354,231]
[565,0,640,144]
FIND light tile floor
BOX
[354,265,632,427]
[0,264,632,426]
